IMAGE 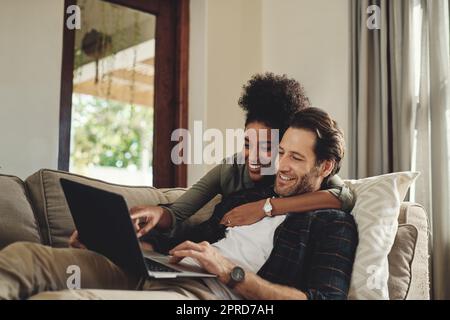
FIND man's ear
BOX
[319,160,334,178]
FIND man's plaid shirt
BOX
[147,185,358,300]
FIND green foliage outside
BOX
[70,94,153,172]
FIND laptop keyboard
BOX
[145,258,181,273]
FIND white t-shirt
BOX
[184,215,287,299]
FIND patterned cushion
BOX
[345,172,419,300]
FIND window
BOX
[59,0,189,187]
[409,1,423,202]
[70,1,155,185]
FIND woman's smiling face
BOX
[243,121,276,182]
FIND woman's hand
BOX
[139,241,155,253]
[69,230,87,249]
[220,199,266,227]
[130,205,170,238]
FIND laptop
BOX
[60,178,216,279]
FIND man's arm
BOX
[170,211,358,300]
[169,241,309,300]
[237,211,358,300]
[231,271,307,300]
[301,212,358,299]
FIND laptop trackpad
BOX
[143,251,210,274]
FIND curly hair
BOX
[238,72,311,136]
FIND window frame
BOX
[59,0,189,188]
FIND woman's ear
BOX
[320,160,335,178]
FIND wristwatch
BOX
[227,266,246,288]
[263,197,273,217]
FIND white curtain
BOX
[413,0,450,300]
[351,0,390,178]
[352,0,450,299]
[350,0,415,179]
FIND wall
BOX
[188,0,351,184]
[188,0,263,185]
[0,0,351,184]
[0,0,64,179]
[0,0,263,184]
[262,0,351,177]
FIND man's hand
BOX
[220,199,266,227]
[169,241,235,284]
[130,205,172,238]
[169,241,308,300]
[68,230,87,249]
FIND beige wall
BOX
[0,0,64,179]
[0,0,350,184]
[188,0,351,184]
[0,0,263,184]
[188,0,263,185]
[206,0,262,134]
[262,0,351,178]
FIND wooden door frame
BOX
[59,0,189,188]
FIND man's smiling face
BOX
[274,127,324,197]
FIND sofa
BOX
[0,169,430,300]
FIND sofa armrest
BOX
[397,202,430,300]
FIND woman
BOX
[131,73,354,238]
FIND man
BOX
[0,108,357,300]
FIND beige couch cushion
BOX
[25,169,175,248]
[388,224,418,299]
[23,170,224,248]
[0,174,41,249]
[397,203,430,300]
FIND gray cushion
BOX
[388,224,418,300]
[25,169,173,248]
[0,174,41,249]
[23,169,223,248]
[397,203,430,300]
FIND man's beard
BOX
[275,167,320,197]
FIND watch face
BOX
[263,202,272,212]
[231,266,245,282]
